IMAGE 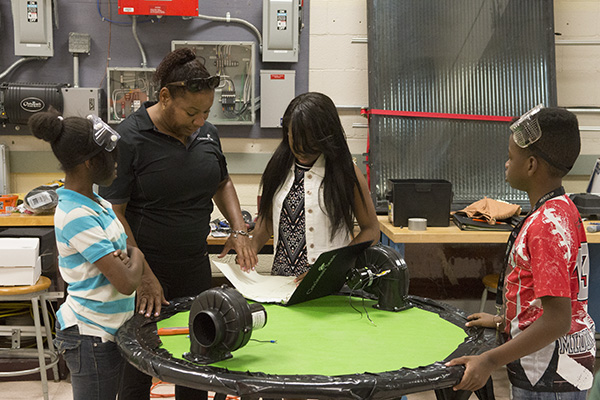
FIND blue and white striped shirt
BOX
[54,187,134,342]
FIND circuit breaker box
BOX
[260,70,295,128]
[11,0,54,57]
[118,0,198,17]
[106,68,158,124]
[171,41,256,126]
[263,0,300,62]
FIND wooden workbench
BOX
[0,213,54,227]
[0,213,271,248]
[378,215,600,244]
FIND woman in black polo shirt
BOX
[99,48,257,400]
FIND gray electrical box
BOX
[11,0,54,57]
[172,41,256,126]
[262,0,300,63]
[62,88,105,118]
[68,32,91,54]
[260,70,295,128]
[106,67,158,124]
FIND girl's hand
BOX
[294,271,308,284]
[113,248,131,268]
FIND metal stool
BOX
[479,274,499,313]
[0,276,61,400]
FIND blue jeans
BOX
[54,325,123,400]
[512,386,588,400]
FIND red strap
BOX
[361,108,513,122]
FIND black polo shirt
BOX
[99,101,228,262]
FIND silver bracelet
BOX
[231,230,249,238]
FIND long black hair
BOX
[258,92,363,240]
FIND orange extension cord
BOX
[150,381,240,400]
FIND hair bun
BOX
[28,111,64,143]
[175,47,196,65]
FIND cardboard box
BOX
[0,238,41,286]
[387,179,453,227]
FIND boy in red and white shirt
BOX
[447,106,595,399]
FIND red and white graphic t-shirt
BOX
[504,195,595,392]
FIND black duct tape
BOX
[116,295,496,399]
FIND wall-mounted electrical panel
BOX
[171,41,256,126]
[11,0,54,57]
[262,0,300,62]
[260,70,295,128]
[106,67,158,124]
[62,88,105,118]
[118,0,199,17]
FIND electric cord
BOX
[150,380,243,400]
[0,300,57,348]
[348,281,376,326]
[249,339,277,344]
[346,269,392,326]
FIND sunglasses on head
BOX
[165,76,221,92]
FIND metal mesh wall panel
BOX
[367,0,556,209]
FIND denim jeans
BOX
[512,386,588,400]
[54,325,123,400]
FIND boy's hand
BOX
[445,354,495,392]
[465,312,497,329]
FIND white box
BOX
[0,238,41,286]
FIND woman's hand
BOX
[219,233,258,272]
[136,264,169,318]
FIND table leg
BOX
[380,232,405,256]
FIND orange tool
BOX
[157,327,189,336]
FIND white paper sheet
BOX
[211,260,297,304]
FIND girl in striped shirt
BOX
[29,111,144,400]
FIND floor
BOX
[0,368,512,400]
[0,299,511,400]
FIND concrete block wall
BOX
[554,0,600,193]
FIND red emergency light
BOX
[118,0,198,17]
